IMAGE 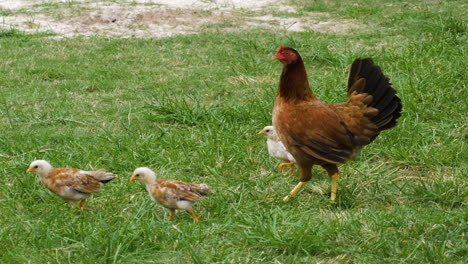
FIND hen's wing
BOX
[331,90,380,146]
[277,100,360,164]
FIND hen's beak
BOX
[129,175,136,182]
[258,129,267,135]
[26,168,33,173]
[272,56,280,61]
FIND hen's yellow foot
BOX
[283,181,308,201]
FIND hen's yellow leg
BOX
[187,209,200,223]
[283,181,308,201]
[330,173,339,203]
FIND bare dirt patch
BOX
[0,0,364,38]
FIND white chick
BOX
[258,125,296,176]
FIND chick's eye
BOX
[136,174,140,177]
[34,166,38,169]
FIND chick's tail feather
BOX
[347,58,402,131]
[198,184,210,195]
[93,169,117,184]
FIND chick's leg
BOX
[169,209,175,221]
[187,209,200,223]
[288,165,295,176]
[79,200,86,211]
[68,200,78,209]
[278,162,295,176]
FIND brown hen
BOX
[272,46,402,202]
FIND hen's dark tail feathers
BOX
[347,58,402,131]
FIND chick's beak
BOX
[258,129,267,135]
[129,175,136,182]
[26,167,33,173]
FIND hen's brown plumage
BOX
[272,46,402,202]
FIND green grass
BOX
[0,0,467,263]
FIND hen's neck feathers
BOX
[278,58,316,101]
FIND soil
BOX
[0,0,363,38]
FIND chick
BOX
[26,160,116,210]
[258,125,296,176]
[130,167,209,223]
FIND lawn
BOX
[0,0,466,263]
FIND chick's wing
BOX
[157,179,204,202]
[59,170,102,194]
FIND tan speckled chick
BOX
[26,160,116,210]
[130,167,209,223]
